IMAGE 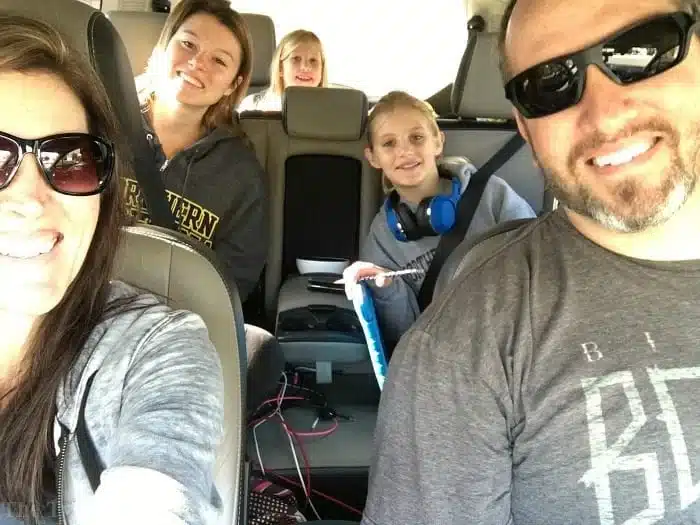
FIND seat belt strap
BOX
[417,133,526,310]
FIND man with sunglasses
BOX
[362,1,700,524]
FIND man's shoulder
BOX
[418,212,564,330]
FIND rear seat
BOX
[107,10,276,95]
[242,86,381,321]
[439,28,553,214]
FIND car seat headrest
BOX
[283,86,368,141]
[242,13,276,90]
[450,22,513,120]
[107,11,167,76]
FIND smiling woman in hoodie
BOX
[132,0,267,303]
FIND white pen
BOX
[334,268,425,284]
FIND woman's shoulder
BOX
[201,130,266,180]
[91,281,215,365]
[105,280,208,330]
[57,281,220,418]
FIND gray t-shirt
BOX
[362,209,700,525]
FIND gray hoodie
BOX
[122,121,268,302]
[47,280,224,525]
[361,157,536,346]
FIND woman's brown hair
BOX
[0,14,129,524]
[139,0,253,141]
[269,29,328,96]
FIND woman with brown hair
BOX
[134,0,268,302]
[0,13,223,525]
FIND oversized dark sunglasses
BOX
[0,131,114,196]
[504,12,699,119]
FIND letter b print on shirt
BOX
[579,366,700,524]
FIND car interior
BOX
[0,0,553,522]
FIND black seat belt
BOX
[417,133,526,310]
[130,129,178,230]
[93,17,177,230]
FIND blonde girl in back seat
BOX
[238,29,328,112]
[343,91,536,351]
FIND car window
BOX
[231,0,468,99]
[95,0,155,10]
[77,0,103,7]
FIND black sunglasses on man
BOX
[505,12,699,119]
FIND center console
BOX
[275,273,369,383]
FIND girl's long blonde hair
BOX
[269,29,327,96]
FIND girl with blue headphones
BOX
[342,91,535,349]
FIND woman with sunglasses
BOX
[0,14,223,525]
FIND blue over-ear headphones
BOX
[384,175,461,242]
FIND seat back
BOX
[108,10,275,95]
[107,10,167,76]
[114,226,246,524]
[0,0,246,521]
[441,29,552,214]
[242,86,381,319]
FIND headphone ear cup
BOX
[396,203,421,241]
[427,194,458,235]
[385,198,407,242]
[414,196,437,236]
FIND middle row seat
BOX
[241,86,381,321]
[107,9,378,326]
[107,7,550,338]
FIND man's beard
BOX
[538,118,700,233]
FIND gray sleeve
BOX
[360,227,420,346]
[362,328,513,525]
[105,311,224,525]
[214,152,268,302]
[492,178,537,222]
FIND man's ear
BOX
[365,146,380,169]
[514,108,530,144]
[512,109,539,167]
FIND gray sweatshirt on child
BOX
[360,156,536,345]
[360,157,535,343]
